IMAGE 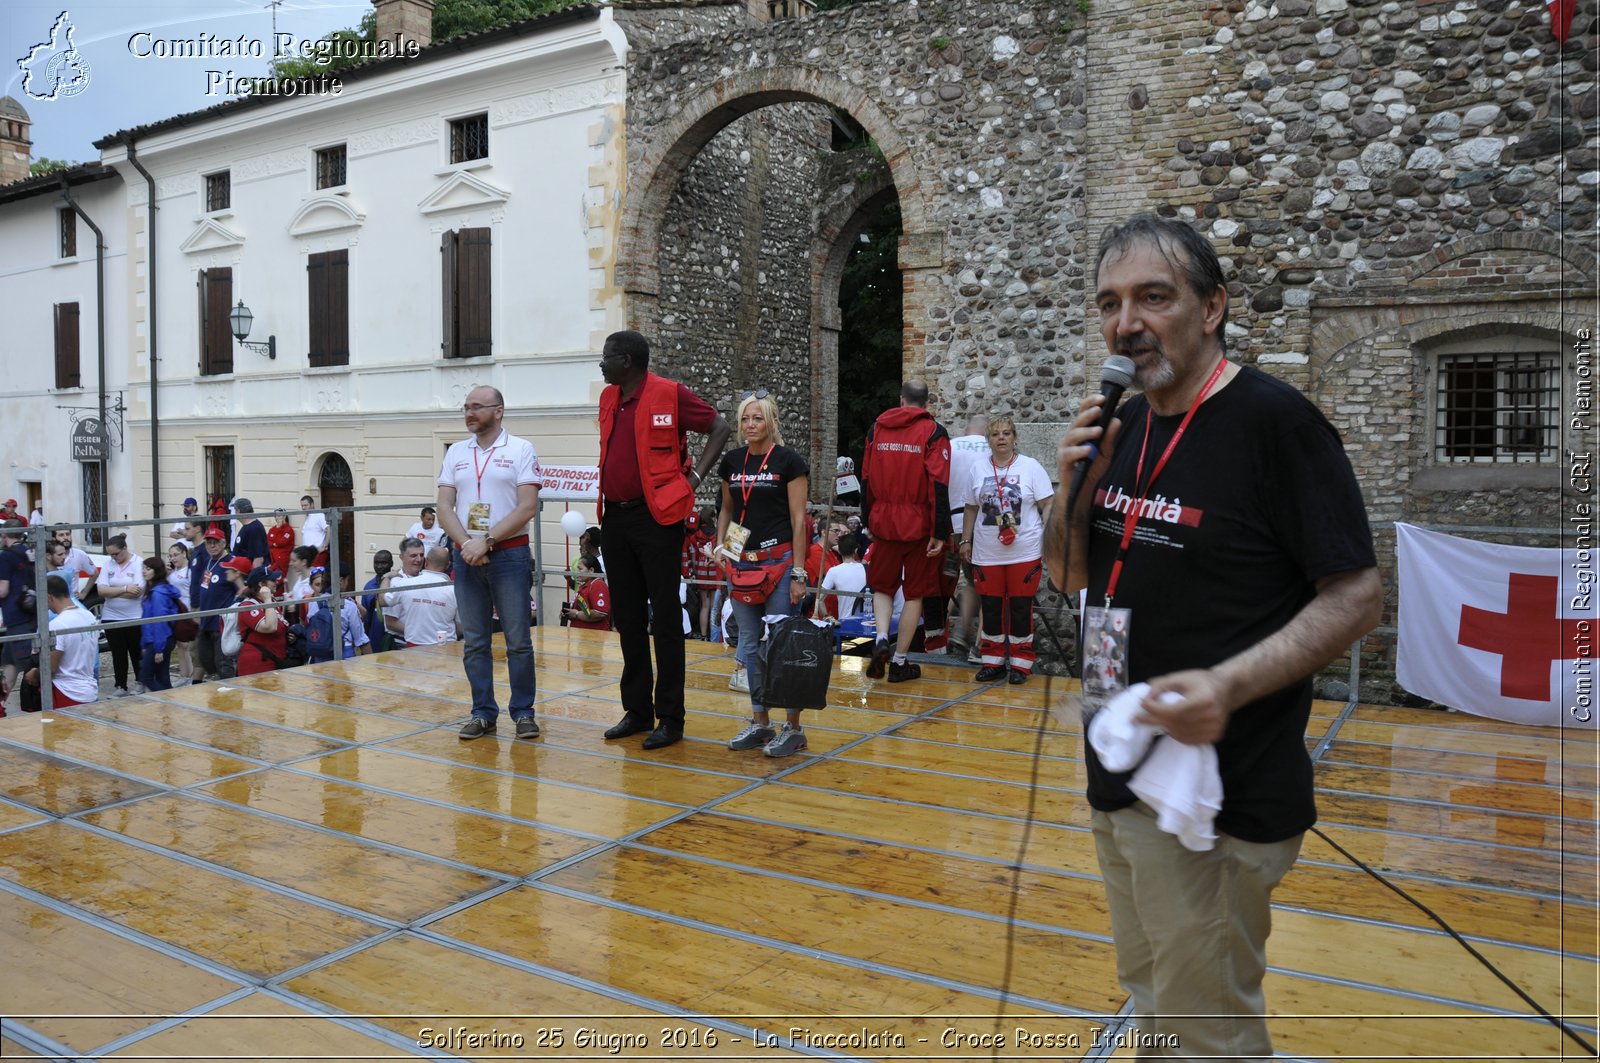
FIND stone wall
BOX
[618,0,1598,687]
[649,104,832,456]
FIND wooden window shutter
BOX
[459,227,492,359]
[307,250,348,367]
[54,302,81,389]
[328,248,349,365]
[199,267,234,376]
[307,253,328,365]
[441,230,458,358]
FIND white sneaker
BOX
[133,683,148,695]
[967,643,983,664]
[728,666,750,693]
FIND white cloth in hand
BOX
[1088,682,1224,852]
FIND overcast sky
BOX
[4,0,369,163]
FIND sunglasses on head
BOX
[739,388,770,401]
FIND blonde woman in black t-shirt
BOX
[716,391,811,757]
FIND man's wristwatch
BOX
[792,567,807,582]
[484,534,498,551]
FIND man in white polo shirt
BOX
[436,385,543,740]
[407,507,448,552]
[36,575,99,708]
[299,495,328,562]
[387,546,459,646]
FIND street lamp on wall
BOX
[229,299,276,360]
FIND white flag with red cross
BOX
[1396,523,1596,728]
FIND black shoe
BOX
[458,716,496,740]
[887,660,921,683]
[604,715,653,740]
[865,639,891,679]
[974,665,1008,682]
[515,715,541,739]
[1007,668,1029,685]
[642,723,683,750]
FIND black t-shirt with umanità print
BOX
[718,445,809,552]
[1081,366,1375,843]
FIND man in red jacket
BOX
[595,331,731,749]
[859,380,952,682]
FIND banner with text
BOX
[540,465,601,502]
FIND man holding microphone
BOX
[1046,214,1382,1058]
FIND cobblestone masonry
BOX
[615,0,1597,687]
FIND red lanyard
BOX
[990,456,1015,508]
[1103,358,1227,604]
[737,446,775,517]
[471,438,501,500]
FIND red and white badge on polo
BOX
[652,413,674,427]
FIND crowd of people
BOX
[0,498,465,714]
[0,335,1069,730]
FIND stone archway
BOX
[810,157,898,485]
[617,64,944,385]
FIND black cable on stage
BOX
[990,399,1106,1053]
[990,604,1078,1058]
[1309,823,1597,1057]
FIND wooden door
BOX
[318,454,355,578]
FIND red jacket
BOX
[598,372,696,526]
[860,406,952,542]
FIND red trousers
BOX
[973,558,1043,672]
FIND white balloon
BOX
[560,511,588,538]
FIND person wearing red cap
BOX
[0,500,17,521]
[191,528,238,681]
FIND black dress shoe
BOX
[641,723,683,750]
[974,665,1008,683]
[604,716,653,740]
[1007,668,1029,685]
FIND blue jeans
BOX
[453,543,536,723]
[729,567,795,716]
[140,638,175,692]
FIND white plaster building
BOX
[0,97,132,545]
[92,3,629,598]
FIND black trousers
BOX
[601,502,687,726]
[195,629,235,679]
[106,624,141,690]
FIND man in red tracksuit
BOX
[859,379,952,683]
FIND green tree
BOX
[29,157,74,176]
[835,200,903,466]
[269,0,578,80]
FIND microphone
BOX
[1082,354,1136,463]
[1065,355,1137,525]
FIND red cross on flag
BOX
[1397,523,1595,728]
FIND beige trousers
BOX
[1092,802,1304,1060]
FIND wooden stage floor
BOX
[0,628,1593,1061]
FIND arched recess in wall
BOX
[617,67,942,477]
[811,166,899,490]
[313,451,356,575]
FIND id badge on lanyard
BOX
[1081,605,1132,712]
[718,521,751,562]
